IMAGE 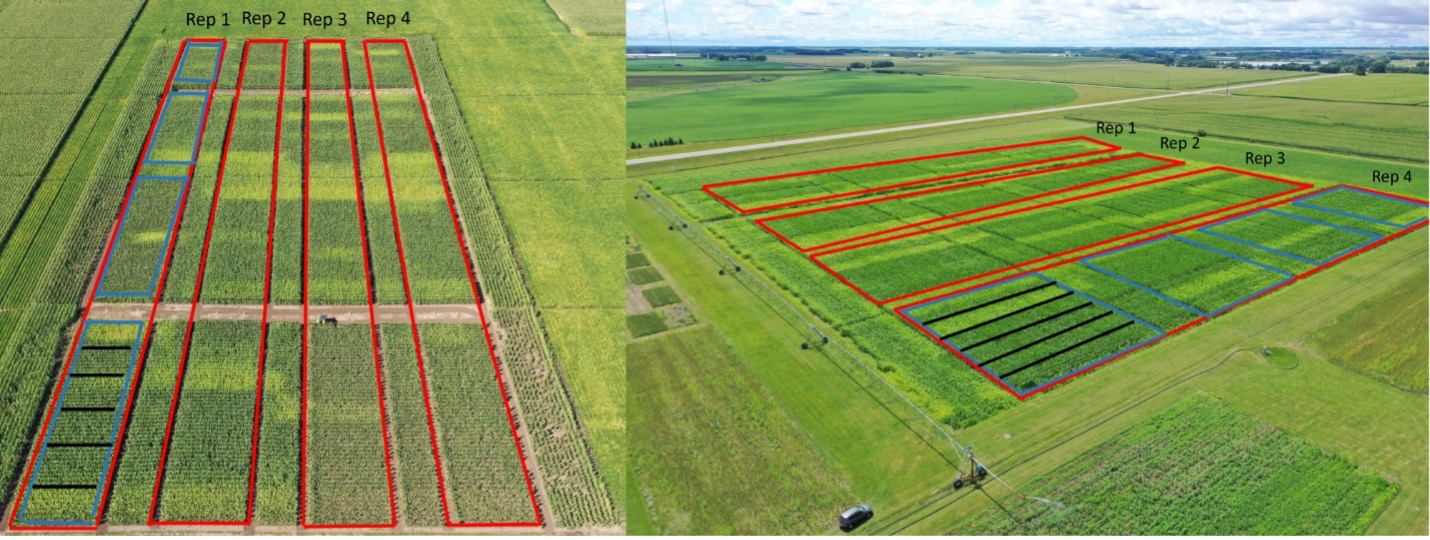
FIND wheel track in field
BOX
[627,73,1350,165]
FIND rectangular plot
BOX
[1038,264,1202,332]
[764,154,1177,251]
[999,321,1159,391]
[305,324,393,526]
[96,180,186,297]
[154,321,262,523]
[15,321,142,527]
[817,168,1306,303]
[707,137,1117,213]
[200,47,283,304]
[1295,187,1427,227]
[1201,210,1377,264]
[418,324,536,523]
[176,43,221,83]
[1085,237,1291,316]
[145,93,211,164]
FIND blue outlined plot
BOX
[174,42,221,84]
[1168,236,1294,316]
[1294,186,1429,228]
[900,273,1166,396]
[15,321,144,526]
[1199,208,1382,266]
[1081,237,1209,317]
[93,179,188,298]
[141,91,211,166]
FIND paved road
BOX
[627,74,1347,165]
[87,303,484,323]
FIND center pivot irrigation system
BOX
[9,37,543,531]
[696,135,1428,400]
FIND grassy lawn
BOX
[629,193,965,534]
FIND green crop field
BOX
[628,72,1076,144]
[628,58,798,71]
[1235,72,1428,105]
[768,52,1313,89]
[630,47,1430,531]
[955,395,1396,535]
[0,0,620,530]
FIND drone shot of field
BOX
[0,0,622,534]
[627,39,1430,535]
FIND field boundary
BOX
[8,37,227,532]
[147,38,288,528]
[360,37,543,528]
[757,152,1184,252]
[299,38,399,530]
[895,184,1429,399]
[702,136,1119,214]
[811,166,1313,305]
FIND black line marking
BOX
[963,302,1094,351]
[1000,320,1137,379]
[60,406,116,412]
[46,442,112,448]
[69,373,126,378]
[921,281,1058,326]
[940,291,1074,340]
[32,484,98,489]
[978,311,1112,367]
[80,345,132,351]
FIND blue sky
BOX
[627,0,1430,47]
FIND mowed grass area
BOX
[769,52,1313,90]
[955,395,1396,535]
[628,72,1075,144]
[629,327,855,534]
[629,194,963,534]
[1235,72,1428,105]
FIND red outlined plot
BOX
[299,38,398,530]
[894,184,1427,400]
[361,37,543,528]
[811,166,1314,306]
[9,38,226,532]
[147,39,287,527]
[702,136,1120,215]
[756,152,1185,252]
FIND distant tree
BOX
[871,60,895,68]
[753,55,767,61]
[1418,61,1428,68]
[677,138,684,145]
[849,61,867,69]
[1369,60,1388,73]
[1355,65,1367,76]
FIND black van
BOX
[839,504,873,532]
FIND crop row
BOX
[1088,238,1289,315]
[820,168,1298,302]
[955,395,1397,534]
[766,154,1172,250]
[712,137,1113,213]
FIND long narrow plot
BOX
[897,184,1429,398]
[704,136,1120,214]
[148,39,288,526]
[362,38,541,527]
[815,166,1312,305]
[300,39,398,529]
[9,38,227,532]
[758,152,1184,252]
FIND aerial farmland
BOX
[626,37,1429,535]
[0,0,623,534]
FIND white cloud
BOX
[625,0,1430,46]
